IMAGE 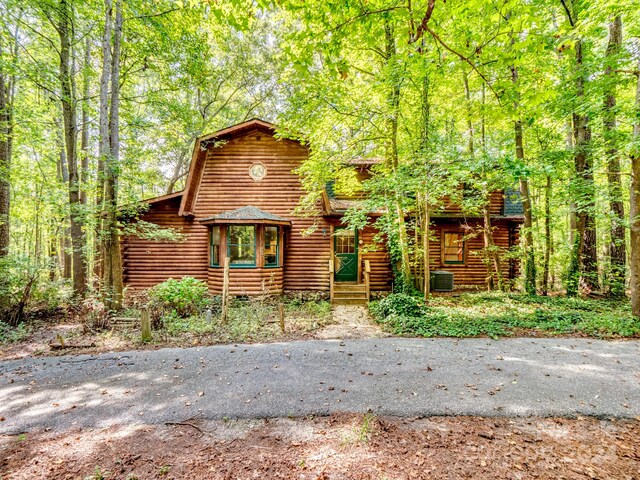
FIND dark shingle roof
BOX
[503,188,524,216]
[200,206,290,223]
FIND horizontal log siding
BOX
[192,130,335,292]
[429,219,518,287]
[360,225,392,291]
[208,267,284,295]
[122,196,208,288]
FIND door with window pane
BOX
[334,228,358,282]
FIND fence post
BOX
[141,307,152,342]
[278,302,285,333]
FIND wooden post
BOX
[278,302,285,333]
[364,260,371,302]
[140,307,152,342]
[221,257,230,323]
[328,258,334,303]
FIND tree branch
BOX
[128,8,181,21]
[409,0,437,43]
[425,26,500,103]
[559,0,574,27]
[327,6,404,33]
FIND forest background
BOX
[1,0,639,320]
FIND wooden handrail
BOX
[364,259,371,302]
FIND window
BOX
[228,225,256,266]
[264,226,279,267]
[335,229,356,254]
[443,231,465,264]
[210,226,221,267]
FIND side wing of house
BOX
[324,165,524,289]
[122,193,208,288]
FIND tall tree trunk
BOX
[101,0,124,310]
[56,120,72,279]
[542,175,552,296]
[49,219,59,280]
[566,119,577,247]
[423,196,430,300]
[512,63,536,295]
[630,57,640,317]
[463,72,474,155]
[0,17,18,257]
[420,69,431,300]
[573,40,598,293]
[603,16,625,298]
[95,0,113,280]
[483,202,504,290]
[0,69,11,257]
[384,19,411,290]
[58,0,86,297]
[420,67,431,300]
[80,36,90,207]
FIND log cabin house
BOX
[122,119,524,303]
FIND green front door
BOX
[334,228,358,282]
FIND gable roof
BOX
[178,119,282,216]
[143,191,183,204]
[199,205,291,226]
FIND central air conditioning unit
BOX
[430,270,454,292]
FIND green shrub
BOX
[369,293,425,320]
[370,292,639,339]
[0,255,70,325]
[161,311,216,336]
[148,277,211,318]
[0,322,30,344]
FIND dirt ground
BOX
[315,306,387,339]
[0,306,384,360]
[1,414,638,479]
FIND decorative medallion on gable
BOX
[249,162,267,181]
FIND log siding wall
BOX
[429,219,520,286]
[122,196,208,287]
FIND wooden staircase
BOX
[332,283,368,305]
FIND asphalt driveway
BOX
[1,338,639,434]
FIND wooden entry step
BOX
[333,283,368,305]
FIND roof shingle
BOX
[199,205,290,223]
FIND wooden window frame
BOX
[264,225,279,268]
[209,224,284,269]
[441,230,466,266]
[210,225,221,267]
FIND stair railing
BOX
[329,258,334,302]
[364,259,371,302]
